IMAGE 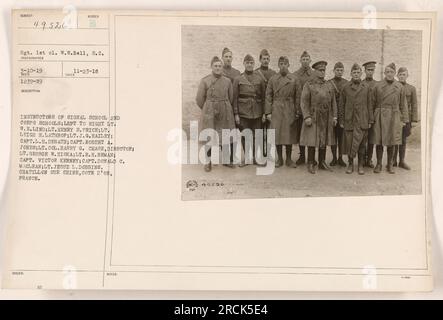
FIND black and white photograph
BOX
[181,25,423,200]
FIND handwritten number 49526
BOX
[33,21,67,30]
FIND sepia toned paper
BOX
[1,9,435,291]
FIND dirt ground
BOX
[182,145,422,200]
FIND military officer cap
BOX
[278,56,290,64]
[312,60,327,70]
[334,62,344,69]
[386,62,396,71]
[362,61,377,69]
[397,67,408,74]
[259,49,270,58]
[222,47,232,57]
[210,56,222,66]
[351,63,361,71]
[243,54,254,62]
[300,50,310,58]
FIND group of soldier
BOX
[195,47,418,175]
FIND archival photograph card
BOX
[1,10,435,291]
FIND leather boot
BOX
[296,146,306,165]
[386,146,395,174]
[373,145,383,173]
[365,143,375,168]
[329,145,337,166]
[357,153,365,175]
[204,161,212,172]
[318,148,333,172]
[393,145,399,167]
[346,157,354,174]
[398,144,411,170]
[276,145,284,168]
[285,145,297,168]
[307,147,316,174]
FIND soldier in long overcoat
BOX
[300,61,338,174]
[254,49,277,85]
[393,67,419,170]
[265,56,301,168]
[361,61,379,168]
[292,51,316,165]
[338,63,374,175]
[232,54,266,166]
[221,47,241,83]
[328,62,348,167]
[370,63,409,174]
[196,56,237,172]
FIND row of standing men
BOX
[195,48,419,174]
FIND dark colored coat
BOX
[222,66,241,83]
[265,73,301,145]
[232,72,266,119]
[362,77,379,90]
[328,77,349,105]
[369,79,409,146]
[339,80,374,130]
[196,74,236,144]
[254,66,277,86]
[401,82,419,122]
[293,66,315,89]
[300,77,337,147]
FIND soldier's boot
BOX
[337,137,347,167]
[296,146,306,165]
[204,161,212,172]
[373,145,383,174]
[285,145,297,168]
[365,144,375,168]
[223,143,236,168]
[318,148,333,172]
[275,145,284,168]
[329,145,337,166]
[398,144,411,170]
[357,153,365,175]
[307,147,316,174]
[386,146,395,174]
[346,157,354,174]
[393,145,399,167]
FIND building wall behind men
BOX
[182,26,422,145]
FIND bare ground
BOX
[182,146,422,200]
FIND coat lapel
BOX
[238,74,252,86]
[274,74,291,93]
[381,80,400,100]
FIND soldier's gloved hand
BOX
[235,114,240,126]
[368,123,372,128]
[411,122,417,128]
[333,118,338,127]
[304,117,312,126]
[266,114,272,122]
[402,122,406,127]
[262,114,267,123]
[340,124,344,129]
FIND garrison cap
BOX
[351,63,361,71]
[397,67,408,74]
[210,56,222,66]
[300,50,310,58]
[222,47,232,57]
[362,61,377,69]
[385,62,396,71]
[334,62,344,69]
[243,54,254,62]
[259,49,270,58]
[312,60,327,70]
[278,56,290,64]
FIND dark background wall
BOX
[182,26,422,145]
